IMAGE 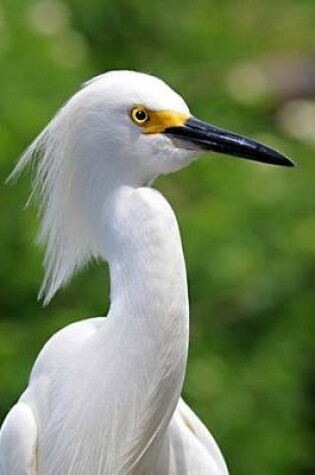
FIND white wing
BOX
[167,398,229,475]
[0,402,37,475]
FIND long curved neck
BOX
[97,185,189,470]
[100,185,189,321]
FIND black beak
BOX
[164,117,295,167]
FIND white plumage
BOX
[0,70,293,474]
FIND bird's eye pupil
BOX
[136,110,146,121]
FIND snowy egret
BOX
[0,71,294,475]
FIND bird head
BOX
[59,70,294,187]
[10,70,294,303]
[63,71,199,188]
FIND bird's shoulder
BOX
[0,401,37,475]
[28,316,106,382]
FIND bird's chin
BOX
[170,136,203,153]
[148,134,200,176]
[162,145,200,174]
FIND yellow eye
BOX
[131,106,150,125]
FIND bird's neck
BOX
[97,185,189,468]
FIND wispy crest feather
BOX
[9,97,98,304]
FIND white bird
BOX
[0,71,293,475]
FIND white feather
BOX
[8,95,99,304]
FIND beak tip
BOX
[274,153,296,168]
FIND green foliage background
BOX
[0,1,314,473]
